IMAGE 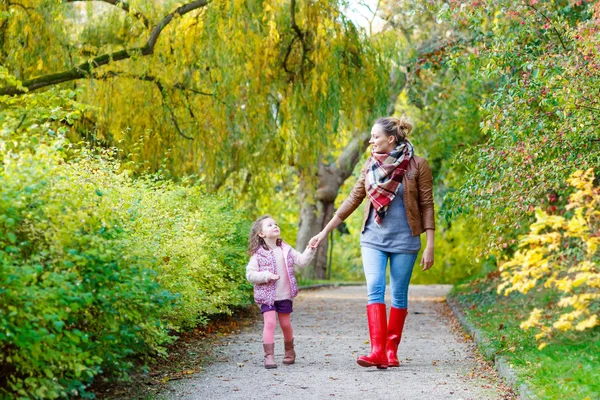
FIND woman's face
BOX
[369,124,395,154]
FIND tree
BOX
[1,0,399,277]
[298,0,493,279]
[0,1,208,95]
[441,0,600,251]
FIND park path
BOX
[165,285,512,400]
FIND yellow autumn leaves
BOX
[498,169,599,349]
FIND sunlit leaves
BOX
[443,0,600,251]
[498,169,600,348]
[1,0,393,207]
[1,85,251,399]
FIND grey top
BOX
[360,184,422,253]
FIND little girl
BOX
[246,215,316,369]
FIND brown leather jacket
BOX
[335,156,435,236]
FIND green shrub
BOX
[0,87,251,398]
[0,135,174,398]
[122,177,253,330]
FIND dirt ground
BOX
[160,285,515,400]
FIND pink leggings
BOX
[263,311,293,344]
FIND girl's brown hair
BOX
[375,116,413,144]
[248,215,282,255]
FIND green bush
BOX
[0,136,173,398]
[0,87,251,398]
[122,177,253,330]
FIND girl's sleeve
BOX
[246,255,272,284]
[292,247,317,268]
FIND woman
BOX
[309,116,435,369]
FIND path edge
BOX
[446,295,538,400]
[298,282,364,291]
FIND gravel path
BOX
[165,285,512,399]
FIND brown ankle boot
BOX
[263,343,277,369]
[283,339,295,365]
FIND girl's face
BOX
[369,124,395,154]
[259,218,280,240]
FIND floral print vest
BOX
[253,242,299,306]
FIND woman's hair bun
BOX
[375,115,413,143]
[394,116,413,137]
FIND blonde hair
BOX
[248,215,282,255]
[375,116,413,144]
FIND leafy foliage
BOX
[443,0,600,249]
[0,0,393,197]
[498,169,599,348]
[0,83,250,398]
[451,276,600,399]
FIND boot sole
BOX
[357,359,388,369]
[282,361,295,365]
[264,365,277,369]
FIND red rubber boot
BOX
[386,307,408,367]
[357,303,388,369]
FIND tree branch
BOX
[95,72,198,140]
[95,71,214,96]
[283,0,311,80]
[290,0,303,41]
[8,2,33,12]
[335,130,367,180]
[148,0,208,50]
[282,36,298,76]
[65,0,151,28]
[527,3,569,52]
[155,80,194,140]
[0,0,209,96]
[15,112,28,131]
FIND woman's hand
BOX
[269,274,280,282]
[420,246,434,271]
[308,232,327,248]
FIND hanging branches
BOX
[282,0,311,81]
[95,71,214,97]
[0,0,209,96]
[65,0,151,28]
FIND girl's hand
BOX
[420,247,434,271]
[269,274,280,282]
[308,232,326,248]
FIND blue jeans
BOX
[361,247,418,309]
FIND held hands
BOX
[308,232,326,249]
[421,246,434,271]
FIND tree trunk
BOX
[296,193,332,279]
[296,70,407,278]
[296,130,371,279]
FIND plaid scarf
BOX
[366,141,414,226]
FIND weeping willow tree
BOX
[1,0,403,277]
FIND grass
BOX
[449,274,600,400]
